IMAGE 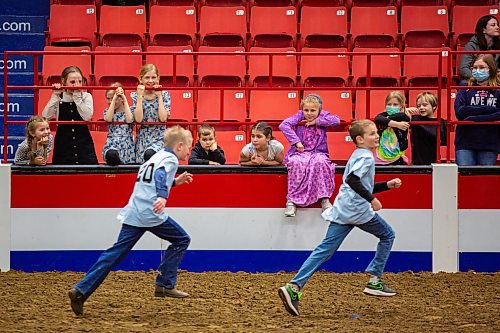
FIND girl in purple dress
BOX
[279,94,340,217]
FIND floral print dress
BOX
[102,109,136,164]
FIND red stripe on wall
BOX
[458,175,500,209]
[12,173,432,209]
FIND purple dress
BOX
[279,110,340,206]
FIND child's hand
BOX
[175,171,193,186]
[394,121,410,131]
[371,198,382,211]
[32,156,47,166]
[296,142,305,153]
[153,197,166,213]
[406,107,419,115]
[137,84,145,97]
[387,178,402,189]
[251,154,265,165]
[210,141,218,151]
[52,83,62,95]
[154,85,162,98]
[304,119,316,127]
[208,161,220,165]
[37,136,50,147]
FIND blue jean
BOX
[291,213,395,288]
[75,217,190,300]
[456,149,498,166]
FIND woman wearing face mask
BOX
[374,91,411,165]
[455,54,500,166]
[459,15,500,81]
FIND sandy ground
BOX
[0,270,499,332]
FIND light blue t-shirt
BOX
[322,147,375,225]
[118,148,178,227]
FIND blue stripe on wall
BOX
[10,250,499,273]
[11,250,435,273]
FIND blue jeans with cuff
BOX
[291,213,395,288]
[75,217,190,299]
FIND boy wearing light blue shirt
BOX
[279,119,402,316]
[68,126,194,316]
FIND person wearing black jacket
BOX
[188,124,226,165]
[409,92,447,165]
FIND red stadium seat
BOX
[199,5,247,47]
[48,4,97,49]
[451,5,499,49]
[400,1,444,4]
[350,6,398,48]
[215,130,246,164]
[300,47,349,87]
[90,131,108,164]
[351,48,401,86]
[300,6,348,48]
[248,47,297,87]
[169,90,195,122]
[354,89,394,119]
[303,89,353,121]
[99,5,146,47]
[94,46,143,86]
[440,131,455,162]
[145,45,194,87]
[249,90,299,121]
[197,46,246,87]
[401,6,449,48]
[197,89,247,121]
[149,5,196,46]
[349,0,394,5]
[403,47,451,86]
[42,46,92,85]
[250,6,297,47]
[326,131,356,164]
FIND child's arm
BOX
[13,141,30,165]
[314,111,340,128]
[42,84,62,119]
[156,89,170,122]
[188,145,210,165]
[133,86,145,123]
[454,88,499,120]
[72,91,93,121]
[151,166,193,213]
[346,174,401,211]
[121,89,133,123]
[375,112,410,131]
[104,93,117,123]
[208,144,226,165]
[279,111,303,147]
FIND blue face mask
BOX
[472,69,490,83]
[385,105,400,115]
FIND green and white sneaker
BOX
[278,284,302,316]
[363,281,396,297]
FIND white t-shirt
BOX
[241,139,284,161]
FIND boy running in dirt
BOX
[278,119,402,316]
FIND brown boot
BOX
[154,285,189,298]
[68,288,85,315]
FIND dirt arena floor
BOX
[0,270,498,333]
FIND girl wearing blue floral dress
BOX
[132,64,171,163]
[102,82,135,165]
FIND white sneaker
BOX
[284,202,296,217]
[321,198,332,211]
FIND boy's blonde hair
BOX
[198,124,215,138]
[164,125,192,149]
[349,119,375,146]
[416,92,438,109]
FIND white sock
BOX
[369,275,380,283]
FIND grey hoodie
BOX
[459,36,500,80]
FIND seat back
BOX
[300,6,347,48]
[197,46,246,86]
[248,47,297,86]
[149,5,196,46]
[351,48,401,86]
[146,45,195,86]
[48,4,97,48]
[199,5,247,47]
[94,46,143,86]
[300,47,348,87]
[403,47,450,86]
[250,6,297,47]
[249,90,299,121]
[350,6,398,48]
[197,89,247,121]
[401,5,449,47]
[99,5,146,47]
[42,46,92,84]
[451,5,499,48]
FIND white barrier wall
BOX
[0,164,11,272]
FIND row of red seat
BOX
[41,45,456,88]
[47,3,499,50]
